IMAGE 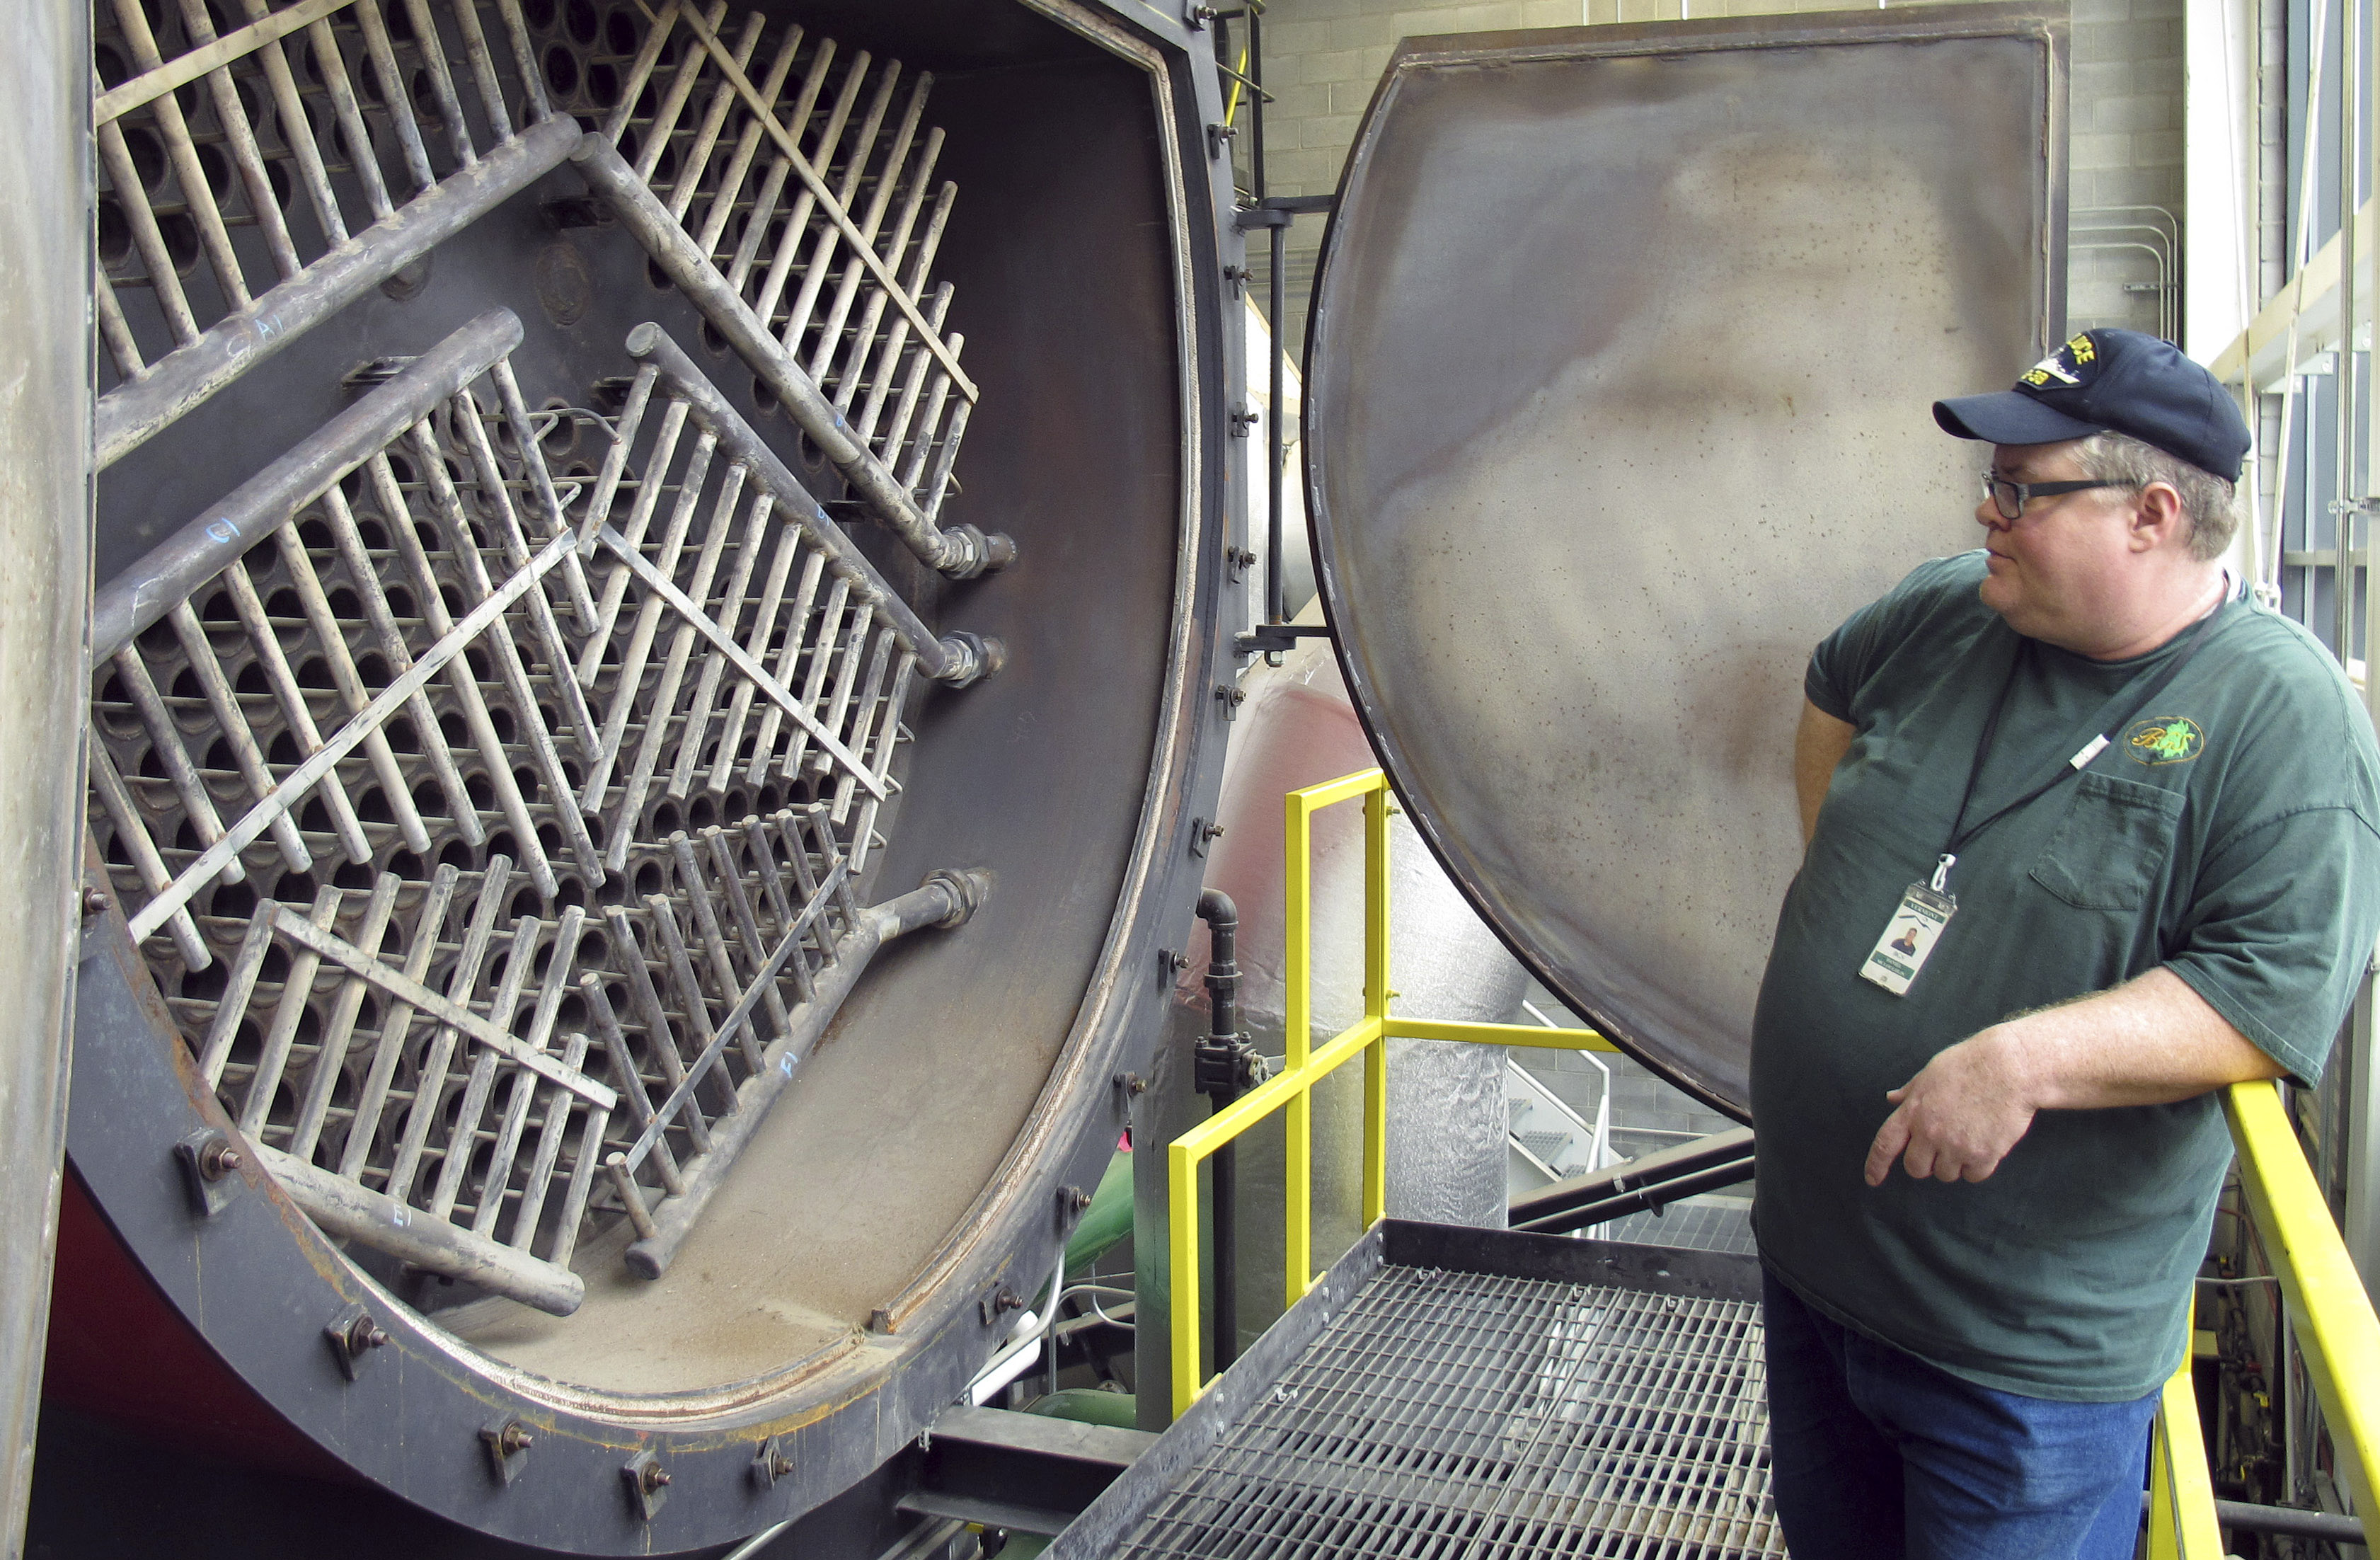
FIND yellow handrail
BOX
[1166,768,1616,1418]
[1164,769,2380,1560]
[2224,1079,2380,1523]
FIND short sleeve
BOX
[1806,552,1984,722]
[2164,805,2380,1082]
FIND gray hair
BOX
[2071,431,2239,563]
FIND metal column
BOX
[0,4,91,1554]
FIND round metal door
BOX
[1305,6,2068,1115]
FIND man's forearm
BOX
[1865,966,2284,1184]
[2000,967,2284,1108]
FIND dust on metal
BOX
[572,0,1012,578]
[93,0,573,466]
[88,311,994,1317]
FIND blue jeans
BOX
[1761,1268,2156,1560]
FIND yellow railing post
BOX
[2146,1298,2221,1559]
[1282,782,1316,1314]
[1361,783,1390,1230]
[1166,1132,1200,1418]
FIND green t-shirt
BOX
[1752,550,2380,1401]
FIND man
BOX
[1751,327,2380,1559]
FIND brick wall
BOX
[1241,0,2187,352]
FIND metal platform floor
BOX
[1050,1223,1785,1559]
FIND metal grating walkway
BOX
[1054,1225,1784,1560]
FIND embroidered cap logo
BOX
[2124,716,2206,764]
[2017,332,2099,390]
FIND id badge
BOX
[1859,883,1956,996]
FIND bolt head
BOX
[196,1137,242,1180]
[80,887,108,917]
[643,1464,671,1491]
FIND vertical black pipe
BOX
[1249,5,1266,202]
[1249,2,1287,630]
[1195,889,1243,1371]
[1267,223,1287,629]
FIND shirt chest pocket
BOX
[2028,772,2185,911]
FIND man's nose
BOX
[1975,495,2010,532]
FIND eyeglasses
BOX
[1979,471,2124,522]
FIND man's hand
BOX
[1864,1029,2037,1184]
[1862,968,2284,1187]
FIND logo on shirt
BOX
[2124,716,2205,764]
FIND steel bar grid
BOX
[1116,1265,1783,1560]
[88,311,993,1312]
[573,324,992,881]
[570,0,1014,578]
[92,0,572,466]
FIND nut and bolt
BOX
[496,1422,534,1455]
[80,886,110,917]
[640,1462,672,1493]
[195,1137,243,1181]
[345,1315,389,1353]
[1065,1185,1094,1213]
[766,1450,795,1478]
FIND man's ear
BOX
[2129,482,2188,553]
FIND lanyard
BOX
[1931,587,2231,894]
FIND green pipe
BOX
[1024,1387,1139,1431]
[1064,1149,1133,1278]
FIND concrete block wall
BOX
[1241,0,2186,352]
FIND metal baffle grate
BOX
[572,322,996,884]
[93,0,577,468]
[1117,1266,1784,1559]
[87,308,994,1314]
[569,0,1016,579]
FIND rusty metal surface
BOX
[1305,6,2067,1116]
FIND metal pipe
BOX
[1509,1158,1757,1235]
[0,6,87,1552]
[1253,2,1289,632]
[574,134,1016,579]
[623,322,1001,686]
[1195,888,1246,1371]
[1268,222,1287,628]
[2340,0,2362,666]
[91,307,524,661]
[94,112,577,469]
[2137,1490,2367,1544]
[1506,1125,1756,1233]
[624,869,989,1278]
[252,1143,586,1317]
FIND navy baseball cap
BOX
[1933,328,2250,483]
